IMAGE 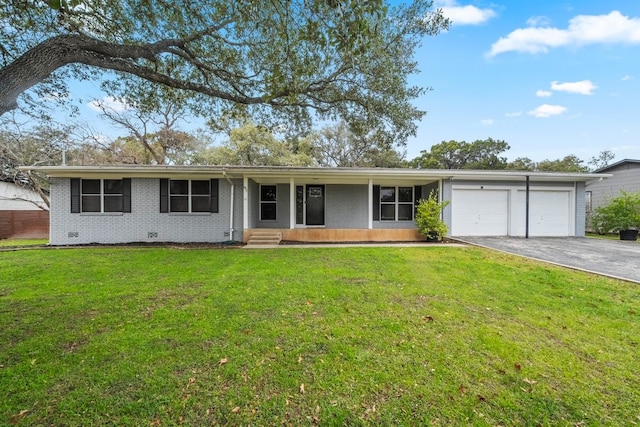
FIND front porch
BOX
[243,227,423,243]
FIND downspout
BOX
[525,175,530,239]
[223,171,235,241]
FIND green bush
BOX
[415,191,450,240]
[591,191,640,233]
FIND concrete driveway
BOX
[457,237,640,284]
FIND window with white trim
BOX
[585,191,593,212]
[81,179,124,213]
[380,186,414,221]
[169,180,211,213]
[260,185,277,221]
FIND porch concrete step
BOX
[246,231,282,246]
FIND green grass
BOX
[1,246,638,426]
[0,238,48,247]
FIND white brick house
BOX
[22,165,608,245]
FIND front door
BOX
[306,185,325,226]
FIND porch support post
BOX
[368,178,373,229]
[290,177,295,229]
[243,175,249,237]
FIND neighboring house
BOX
[586,159,640,215]
[0,179,49,239]
[21,165,607,245]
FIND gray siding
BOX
[50,177,242,245]
[575,181,586,237]
[586,163,640,211]
[326,184,368,228]
[254,183,290,229]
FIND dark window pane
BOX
[398,204,413,221]
[261,203,277,220]
[170,180,188,195]
[170,196,189,212]
[104,179,123,194]
[261,185,277,202]
[191,180,210,195]
[82,195,100,212]
[82,179,100,194]
[398,187,413,203]
[380,204,395,221]
[104,195,123,212]
[191,195,211,212]
[380,187,395,202]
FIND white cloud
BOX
[88,96,131,113]
[505,111,522,118]
[528,104,567,118]
[488,10,640,57]
[526,16,551,27]
[536,90,552,97]
[436,1,496,25]
[481,119,494,125]
[622,74,634,80]
[551,80,597,95]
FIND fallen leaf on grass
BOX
[514,363,521,371]
[523,378,537,385]
[231,406,240,413]
[10,409,30,425]
[300,383,305,394]
[458,384,467,395]
[423,315,434,322]
[218,358,228,366]
[150,419,161,426]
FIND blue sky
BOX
[406,0,640,163]
[46,0,640,165]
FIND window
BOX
[71,178,129,213]
[159,179,218,213]
[260,185,277,221]
[169,180,211,213]
[585,191,593,212]
[380,186,414,221]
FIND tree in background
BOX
[196,123,314,166]
[312,122,405,168]
[0,118,75,207]
[588,150,615,171]
[84,96,208,165]
[535,155,589,173]
[408,138,510,169]
[504,157,536,171]
[0,0,449,149]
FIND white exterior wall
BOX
[0,181,48,211]
[50,177,241,245]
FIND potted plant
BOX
[590,191,640,241]
[415,191,450,242]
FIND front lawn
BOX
[0,238,48,247]
[1,247,638,425]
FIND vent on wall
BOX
[148,232,158,238]
[68,232,79,238]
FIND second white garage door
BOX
[451,189,509,236]
[515,190,572,236]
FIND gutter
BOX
[222,170,235,242]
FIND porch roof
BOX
[20,165,610,184]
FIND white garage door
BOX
[516,190,571,236]
[452,189,509,236]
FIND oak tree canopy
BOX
[0,0,449,145]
